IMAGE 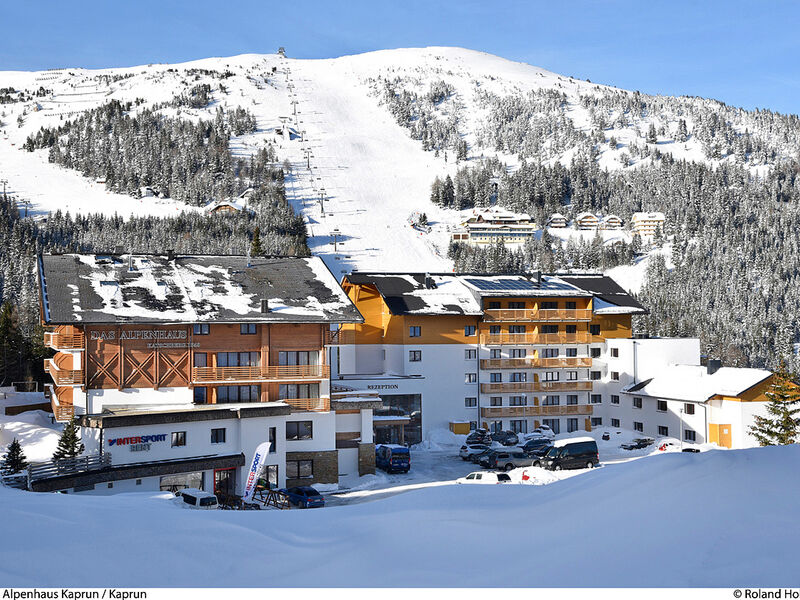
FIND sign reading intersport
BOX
[108,434,168,446]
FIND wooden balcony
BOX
[44,385,74,422]
[480,332,591,345]
[325,329,356,345]
[480,357,593,369]
[483,309,592,322]
[480,404,594,418]
[192,364,330,384]
[282,397,330,412]
[44,331,85,351]
[44,359,83,386]
[480,380,593,393]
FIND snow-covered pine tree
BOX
[2,438,27,475]
[52,417,85,461]
[748,362,800,446]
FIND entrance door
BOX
[214,468,236,496]
[709,424,733,448]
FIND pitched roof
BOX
[558,274,647,314]
[38,253,363,325]
[621,365,772,402]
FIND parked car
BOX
[489,430,519,446]
[375,444,411,473]
[541,437,600,471]
[657,438,681,452]
[601,432,610,441]
[520,437,551,454]
[493,451,537,471]
[527,445,553,467]
[175,488,218,510]
[279,486,325,508]
[682,447,701,453]
[531,425,555,440]
[620,437,655,450]
[456,471,512,484]
[466,428,492,445]
[459,443,490,460]
[479,449,504,468]
[471,447,495,464]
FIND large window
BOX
[567,394,579,405]
[286,460,313,480]
[490,373,502,383]
[542,348,558,358]
[541,301,558,310]
[566,301,577,310]
[286,421,313,440]
[160,472,203,493]
[217,385,260,403]
[567,418,579,433]
[465,373,477,383]
[508,301,525,309]
[279,383,320,399]
[409,326,421,338]
[510,419,527,434]
[567,371,578,381]
[657,400,668,412]
[465,397,477,408]
[684,429,697,442]
[509,325,526,334]
[211,428,226,444]
[489,325,501,334]
[542,418,560,434]
[464,325,476,337]
[217,351,260,367]
[465,349,477,360]
[565,324,577,334]
[240,323,257,335]
[541,325,558,334]
[566,348,577,357]
[489,420,503,433]
[171,431,186,447]
[490,396,502,407]
[278,351,320,366]
[490,349,502,359]
[589,324,601,335]
[511,348,527,358]
[510,372,526,382]
[543,395,560,406]
[544,371,559,382]
[193,324,209,335]
[590,348,601,358]
[194,352,207,367]
[193,387,207,404]
[590,394,602,404]
[510,396,527,406]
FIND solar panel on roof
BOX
[465,278,537,291]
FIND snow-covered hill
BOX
[2,47,798,277]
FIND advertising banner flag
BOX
[243,441,271,502]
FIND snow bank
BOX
[412,427,467,450]
[1,445,798,587]
[0,411,61,463]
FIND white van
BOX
[175,488,219,509]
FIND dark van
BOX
[542,437,599,471]
[375,444,411,473]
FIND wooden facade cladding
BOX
[480,405,594,419]
[480,357,593,369]
[480,381,593,394]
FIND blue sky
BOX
[4,0,800,115]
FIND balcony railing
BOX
[480,380,593,393]
[483,309,593,322]
[480,332,591,345]
[480,404,594,418]
[44,385,74,422]
[480,357,593,369]
[44,359,84,386]
[192,364,329,383]
[325,329,356,345]
[282,397,330,412]
[44,331,85,351]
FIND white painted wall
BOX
[86,387,193,414]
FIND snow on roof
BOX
[622,365,772,402]
[39,254,363,325]
[575,212,599,220]
[592,297,647,315]
[549,213,566,220]
[632,212,665,220]
[203,198,250,213]
[554,436,595,447]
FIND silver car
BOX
[492,451,537,471]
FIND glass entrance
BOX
[214,468,236,496]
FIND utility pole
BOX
[330,228,341,252]
[303,149,313,170]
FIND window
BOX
[509,325,526,334]
[490,373,502,383]
[566,301,577,310]
[409,326,421,337]
[510,372,526,382]
[490,349,502,359]
[286,421,313,440]
[490,421,503,434]
[567,371,578,381]
[193,323,209,335]
[135,480,142,486]
[278,351,319,366]
[567,418,579,433]
[611,418,620,428]
[658,426,669,436]
[511,348,527,358]
[541,301,558,310]
[508,301,526,309]
[543,395,560,406]
[544,371,559,382]
[171,431,186,447]
[464,325,476,337]
[611,395,620,405]
[465,397,477,408]
[591,417,602,427]
[286,460,313,480]
[590,371,601,381]
[657,400,668,412]
[240,323,257,335]
[684,403,695,415]
[193,352,207,367]
[489,325,501,334]
[590,348,601,358]
[108,482,113,489]
[541,324,558,334]
[469,421,478,431]
[565,324,577,334]
[590,394,602,404]
[510,396,527,406]
[279,383,319,399]
[268,427,276,453]
[217,351,260,367]
[490,396,502,407]
[566,348,577,357]
[193,387,207,404]
[611,348,619,358]
[589,324,601,335]
[488,301,501,309]
[464,373,477,384]
[542,418,560,434]
[684,429,697,442]
[217,384,260,403]
[211,428,226,444]
[409,350,422,362]
[566,394,578,405]
[634,422,643,433]
[633,397,643,409]
[465,349,477,360]
[542,348,559,358]
[611,371,620,381]
[510,419,527,434]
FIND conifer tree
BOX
[749,362,800,446]
[52,417,85,461]
[250,227,263,257]
[2,438,27,475]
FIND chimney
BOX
[532,270,541,286]
[166,249,175,261]
[707,359,722,375]
[260,299,270,313]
